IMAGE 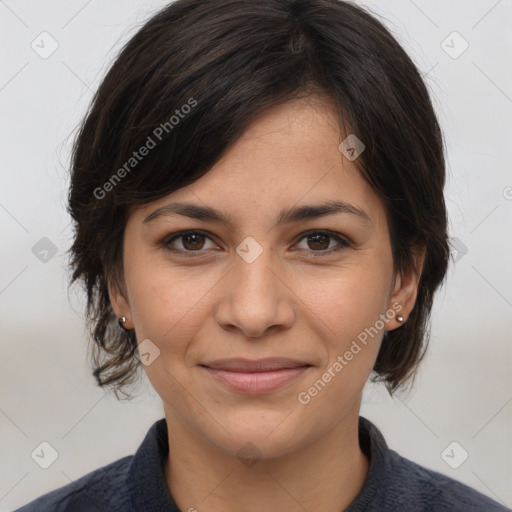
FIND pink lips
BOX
[200,358,311,394]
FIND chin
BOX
[206,409,308,460]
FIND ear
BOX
[107,276,134,330]
[387,245,426,331]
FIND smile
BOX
[200,358,312,394]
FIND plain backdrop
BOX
[1,0,511,510]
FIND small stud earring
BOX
[397,316,404,323]
[118,316,129,331]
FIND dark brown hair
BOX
[67,0,450,399]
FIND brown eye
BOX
[295,231,349,255]
[306,232,330,250]
[180,232,206,250]
[162,230,216,254]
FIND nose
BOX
[214,241,295,339]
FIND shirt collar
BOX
[127,415,391,511]
[127,417,180,511]
[344,416,393,511]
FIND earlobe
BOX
[107,278,133,330]
[388,246,426,330]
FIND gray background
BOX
[1,0,511,510]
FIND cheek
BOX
[298,254,393,390]
[123,260,214,407]
[124,256,221,351]
[300,255,393,337]
[294,276,389,426]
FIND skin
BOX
[109,95,424,512]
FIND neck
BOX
[163,404,369,512]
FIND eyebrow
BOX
[143,200,372,226]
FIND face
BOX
[110,96,421,459]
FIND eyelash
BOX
[160,229,350,258]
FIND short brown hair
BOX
[68,0,450,399]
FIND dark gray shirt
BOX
[15,416,510,511]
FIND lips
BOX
[201,358,311,372]
[200,358,312,394]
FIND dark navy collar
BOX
[127,417,180,511]
[345,416,394,511]
[126,415,389,511]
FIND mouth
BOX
[199,358,312,394]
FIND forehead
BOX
[132,97,387,229]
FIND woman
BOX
[16,0,509,510]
